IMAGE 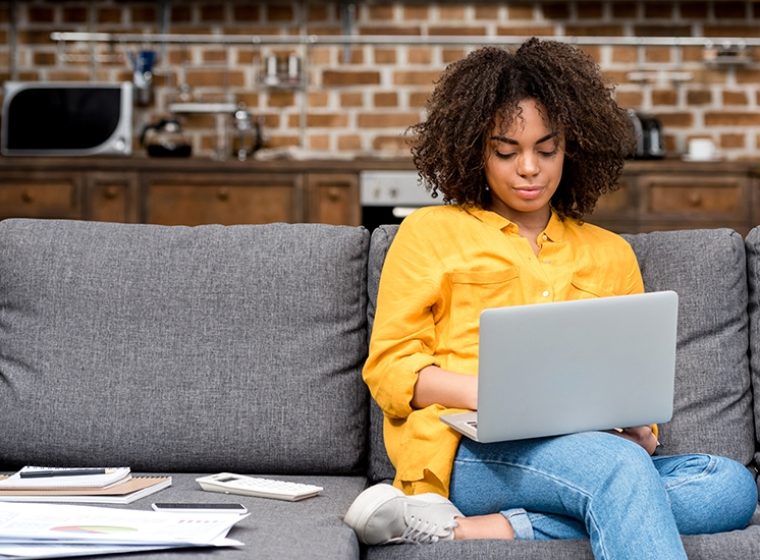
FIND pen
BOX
[19,468,107,479]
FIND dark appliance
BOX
[139,118,192,158]
[360,171,442,231]
[1,82,132,156]
[628,110,665,159]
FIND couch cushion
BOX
[0,219,369,473]
[111,473,365,560]
[367,226,756,483]
[623,229,754,465]
[744,226,760,478]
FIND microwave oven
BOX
[1,82,133,156]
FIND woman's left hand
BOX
[608,426,659,455]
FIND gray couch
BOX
[1,218,759,559]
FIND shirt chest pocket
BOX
[446,268,521,336]
[569,269,617,299]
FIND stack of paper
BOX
[0,502,246,559]
[0,468,171,505]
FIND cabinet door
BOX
[85,172,139,223]
[142,173,303,225]
[639,174,751,225]
[0,170,82,220]
[306,173,360,225]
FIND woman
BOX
[344,39,757,559]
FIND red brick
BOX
[656,112,694,127]
[611,46,639,64]
[359,25,422,36]
[48,70,91,81]
[267,91,296,108]
[358,112,418,128]
[393,71,441,86]
[438,6,467,20]
[652,89,677,105]
[338,135,362,151]
[372,135,412,154]
[679,2,709,19]
[267,135,300,149]
[307,5,329,21]
[704,112,760,126]
[644,46,671,63]
[634,25,691,36]
[374,92,398,107]
[576,2,604,19]
[506,3,535,19]
[614,90,644,108]
[565,25,624,36]
[714,2,747,19]
[442,48,467,63]
[429,26,487,36]
[323,70,380,87]
[28,7,55,23]
[611,2,638,18]
[185,69,245,88]
[474,6,500,19]
[722,91,748,105]
[496,25,555,37]
[308,91,329,108]
[97,7,122,24]
[308,134,330,151]
[305,113,349,128]
[687,90,712,105]
[643,2,674,18]
[407,47,432,65]
[719,133,745,148]
[410,91,432,108]
[267,5,294,22]
[62,7,88,23]
[132,5,157,23]
[202,49,228,64]
[340,92,364,107]
[367,5,395,20]
[736,68,760,84]
[403,6,429,20]
[374,48,397,64]
[703,25,760,37]
[541,2,570,19]
[32,51,56,66]
[233,5,261,21]
[171,5,192,22]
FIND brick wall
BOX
[2,1,760,160]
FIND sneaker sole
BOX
[344,484,403,544]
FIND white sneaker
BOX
[344,483,462,545]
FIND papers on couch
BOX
[0,476,171,505]
[0,468,131,490]
[0,502,246,559]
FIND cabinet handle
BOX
[217,188,230,201]
[326,187,342,201]
[103,186,120,199]
[20,190,33,204]
[687,193,703,207]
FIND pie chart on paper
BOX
[52,525,139,534]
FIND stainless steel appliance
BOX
[628,110,665,159]
[360,170,443,231]
[1,82,132,156]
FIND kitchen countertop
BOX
[0,155,759,175]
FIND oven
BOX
[360,170,443,231]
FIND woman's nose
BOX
[517,152,539,177]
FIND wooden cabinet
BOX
[306,173,360,226]
[0,170,82,220]
[142,172,302,225]
[85,172,139,223]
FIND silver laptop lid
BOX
[475,291,678,443]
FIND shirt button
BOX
[542,234,548,241]
[542,290,550,297]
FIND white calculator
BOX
[196,472,323,502]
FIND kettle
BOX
[232,108,263,161]
[628,110,665,159]
[139,118,192,157]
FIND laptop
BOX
[440,291,678,443]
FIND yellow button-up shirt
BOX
[363,205,646,497]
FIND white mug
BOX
[687,138,717,161]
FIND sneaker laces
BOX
[392,513,457,545]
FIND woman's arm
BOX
[412,365,478,410]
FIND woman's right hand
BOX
[411,365,478,410]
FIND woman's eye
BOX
[539,148,559,157]
[495,151,516,160]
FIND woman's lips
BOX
[513,186,544,200]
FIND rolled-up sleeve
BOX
[363,216,441,419]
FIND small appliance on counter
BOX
[139,118,192,158]
[1,82,132,156]
[628,110,665,159]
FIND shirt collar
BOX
[464,206,566,242]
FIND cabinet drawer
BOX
[593,178,635,219]
[0,178,80,219]
[642,176,750,220]
[143,174,301,225]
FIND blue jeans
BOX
[449,432,757,560]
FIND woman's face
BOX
[483,98,565,226]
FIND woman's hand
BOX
[411,365,478,411]
[608,426,659,455]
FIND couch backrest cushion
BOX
[623,229,753,465]
[0,219,369,474]
[744,227,760,472]
[367,225,755,483]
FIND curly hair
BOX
[409,38,635,220]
